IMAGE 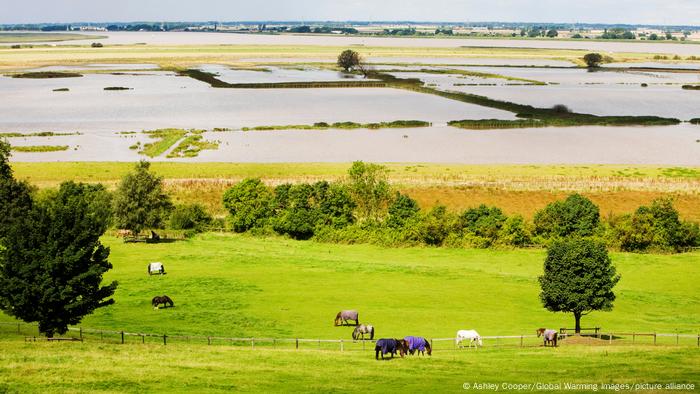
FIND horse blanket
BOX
[148,262,165,275]
[375,339,399,355]
[544,330,557,341]
[404,336,427,352]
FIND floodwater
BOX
[0,70,514,133]
[455,84,700,120]
[198,65,374,83]
[10,125,700,165]
[4,59,700,165]
[6,31,700,56]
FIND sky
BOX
[3,0,700,26]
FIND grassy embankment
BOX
[11,145,69,153]
[10,71,83,78]
[10,162,700,220]
[241,120,431,131]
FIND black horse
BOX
[152,295,174,309]
[375,338,407,360]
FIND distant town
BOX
[2,21,700,41]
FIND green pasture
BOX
[1,233,697,338]
[0,339,698,393]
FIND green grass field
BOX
[0,234,698,392]
[2,233,697,337]
[1,339,698,393]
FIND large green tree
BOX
[539,238,620,333]
[346,161,391,221]
[113,161,173,235]
[337,49,361,72]
[0,140,33,242]
[0,181,117,337]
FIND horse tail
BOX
[370,326,374,340]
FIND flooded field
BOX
[1,69,512,133]
[9,124,700,165]
[2,35,700,165]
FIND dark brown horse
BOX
[375,338,408,360]
[152,295,174,309]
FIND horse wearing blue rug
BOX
[404,336,432,356]
[375,338,407,360]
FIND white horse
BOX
[456,330,483,348]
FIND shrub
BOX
[498,215,531,247]
[459,205,506,242]
[387,192,420,228]
[222,178,273,232]
[583,53,603,68]
[170,204,213,232]
[615,198,699,252]
[418,206,458,246]
[534,194,600,238]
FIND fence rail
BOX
[2,322,698,351]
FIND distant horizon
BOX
[2,20,700,30]
[3,1,700,26]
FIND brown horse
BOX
[152,295,174,309]
[537,328,558,347]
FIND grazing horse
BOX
[456,330,483,348]
[352,324,375,340]
[404,336,432,356]
[334,310,359,326]
[375,338,407,360]
[152,295,174,309]
[537,328,558,347]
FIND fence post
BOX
[208,336,211,346]
[318,339,321,350]
[654,333,657,345]
[251,338,255,349]
[163,334,167,346]
[121,331,124,344]
[697,334,699,348]
[609,333,612,345]
[676,334,679,345]
[142,334,145,344]
[80,327,83,341]
[520,335,523,347]
[633,333,635,344]
[273,339,276,349]
[341,339,344,352]
[430,339,433,351]
[296,338,299,350]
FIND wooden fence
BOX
[3,322,699,351]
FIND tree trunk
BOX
[574,311,582,334]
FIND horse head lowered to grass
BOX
[352,324,374,340]
[334,310,359,326]
[152,295,174,309]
